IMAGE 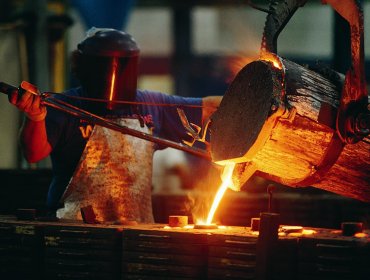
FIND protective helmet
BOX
[76,28,139,110]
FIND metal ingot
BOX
[168,215,188,227]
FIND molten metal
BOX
[195,162,236,228]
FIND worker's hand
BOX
[8,89,47,122]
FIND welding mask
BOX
[76,28,139,111]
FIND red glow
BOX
[260,52,283,70]
[354,232,367,238]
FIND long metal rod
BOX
[0,82,210,160]
[45,98,211,159]
[44,91,207,108]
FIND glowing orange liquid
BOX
[205,162,235,225]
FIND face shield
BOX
[76,28,140,111]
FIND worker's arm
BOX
[9,89,52,162]
[201,96,222,124]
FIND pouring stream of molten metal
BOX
[200,53,282,226]
[205,162,236,224]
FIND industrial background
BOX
[0,1,369,279]
[0,0,369,223]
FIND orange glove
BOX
[9,89,47,122]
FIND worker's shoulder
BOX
[136,89,166,101]
[136,89,200,104]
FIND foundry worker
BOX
[9,28,221,223]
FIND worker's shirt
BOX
[45,87,202,211]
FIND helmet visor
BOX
[79,54,138,110]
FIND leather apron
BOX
[56,118,154,223]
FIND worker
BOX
[8,28,221,223]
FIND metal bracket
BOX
[323,0,369,144]
[177,108,210,147]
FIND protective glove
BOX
[9,89,47,121]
